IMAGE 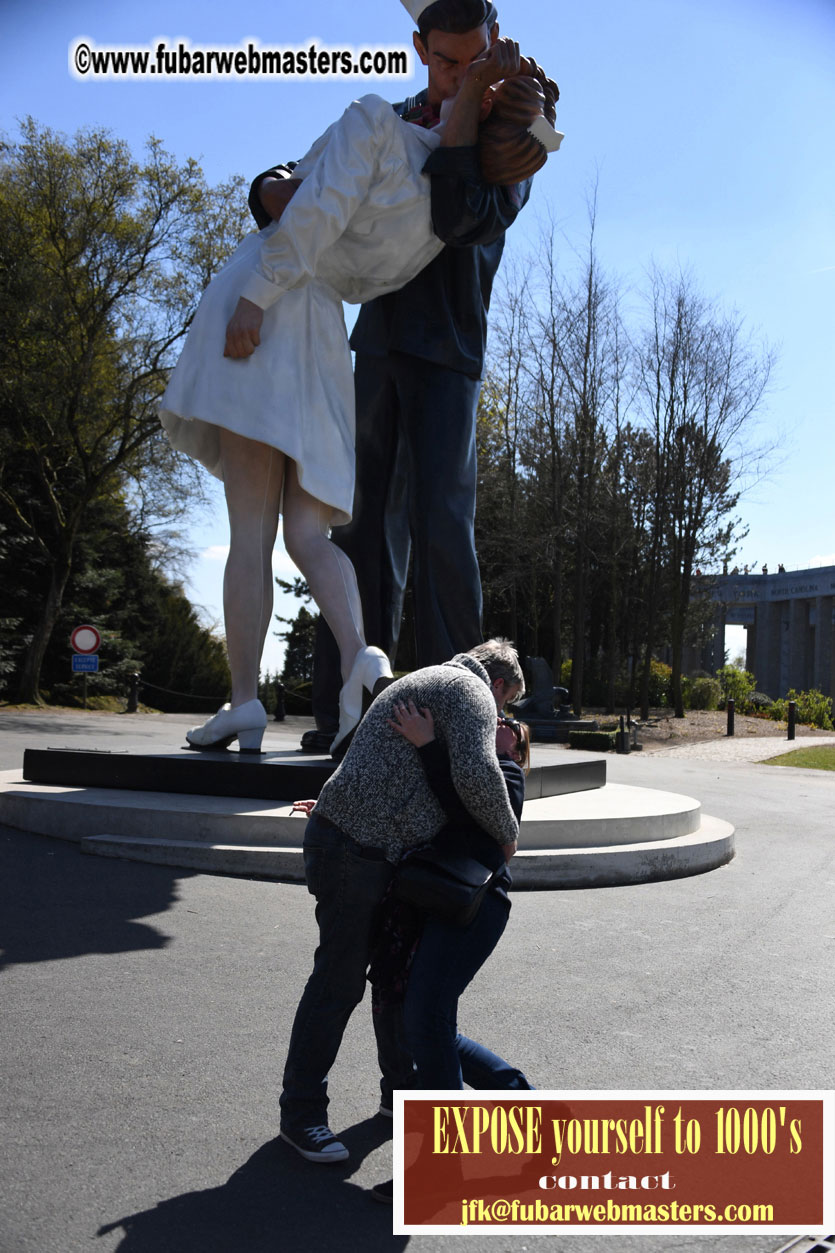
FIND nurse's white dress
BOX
[159,95,444,525]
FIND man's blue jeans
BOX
[279,815,413,1129]
[402,890,533,1090]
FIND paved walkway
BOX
[647,734,835,762]
[2,707,832,768]
[1,710,833,1253]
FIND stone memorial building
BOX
[689,566,835,700]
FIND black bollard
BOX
[787,700,796,741]
[127,672,140,713]
[726,698,735,737]
[274,680,286,722]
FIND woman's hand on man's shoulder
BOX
[387,699,435,746]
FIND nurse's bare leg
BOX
[221,429,284,704]
[282,462,365,681]
[282,462,392,753]
[185,428,278,751]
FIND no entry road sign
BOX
[70,625,101,654]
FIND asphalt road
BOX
[1,710,832,1253]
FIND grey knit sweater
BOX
[313,654,519,863]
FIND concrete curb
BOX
[79,814,734,888]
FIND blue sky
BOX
[2,0,833,673]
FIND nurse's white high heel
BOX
[330,647,393,759]
[185,698,268,753]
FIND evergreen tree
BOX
[278,605,317,688]
[0,117,249,701]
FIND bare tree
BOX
[478,207,773,719]
[528,204,621,712]
[478,257,534,645]
[634,267,774,717]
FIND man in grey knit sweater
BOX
[279,639,523,1163]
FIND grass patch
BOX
[0,698,160,714]
[759,745,835,771]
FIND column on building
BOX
[813,595,834,701]
[752,600,782,699]
[787,598,810,693]
[745,620,756,674]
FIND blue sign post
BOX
[72,654,99,673]
[71,641,99,711]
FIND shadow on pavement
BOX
[0,826,190,970]
[0,712,167,741]
[97,1121,408,1253]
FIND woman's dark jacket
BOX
[415,740,525,905]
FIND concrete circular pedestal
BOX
[0,769,733,889]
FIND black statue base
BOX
[22,746,605,802]
[523,718,601,743]
[22,748,336,802]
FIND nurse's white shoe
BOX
[185,698,268,753]
[331,647,393,760]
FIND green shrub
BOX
[681,670,714,709]
[716,665,757,711]
[648,659,672,707]
[769,689,833,731]
[568,730,616,752]
[798,689,834,730]
[747,691,773,711]
[688,676,722,710]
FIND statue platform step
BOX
[77,816,734,889]
[0,769,733,889]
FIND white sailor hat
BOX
[400,0,434,20]
[401,0,498,25]
[529,114,563,152]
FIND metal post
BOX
[726,697,735,737]
[787,700,796,741]
[83,673,87,711]
[127,673,140,714]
